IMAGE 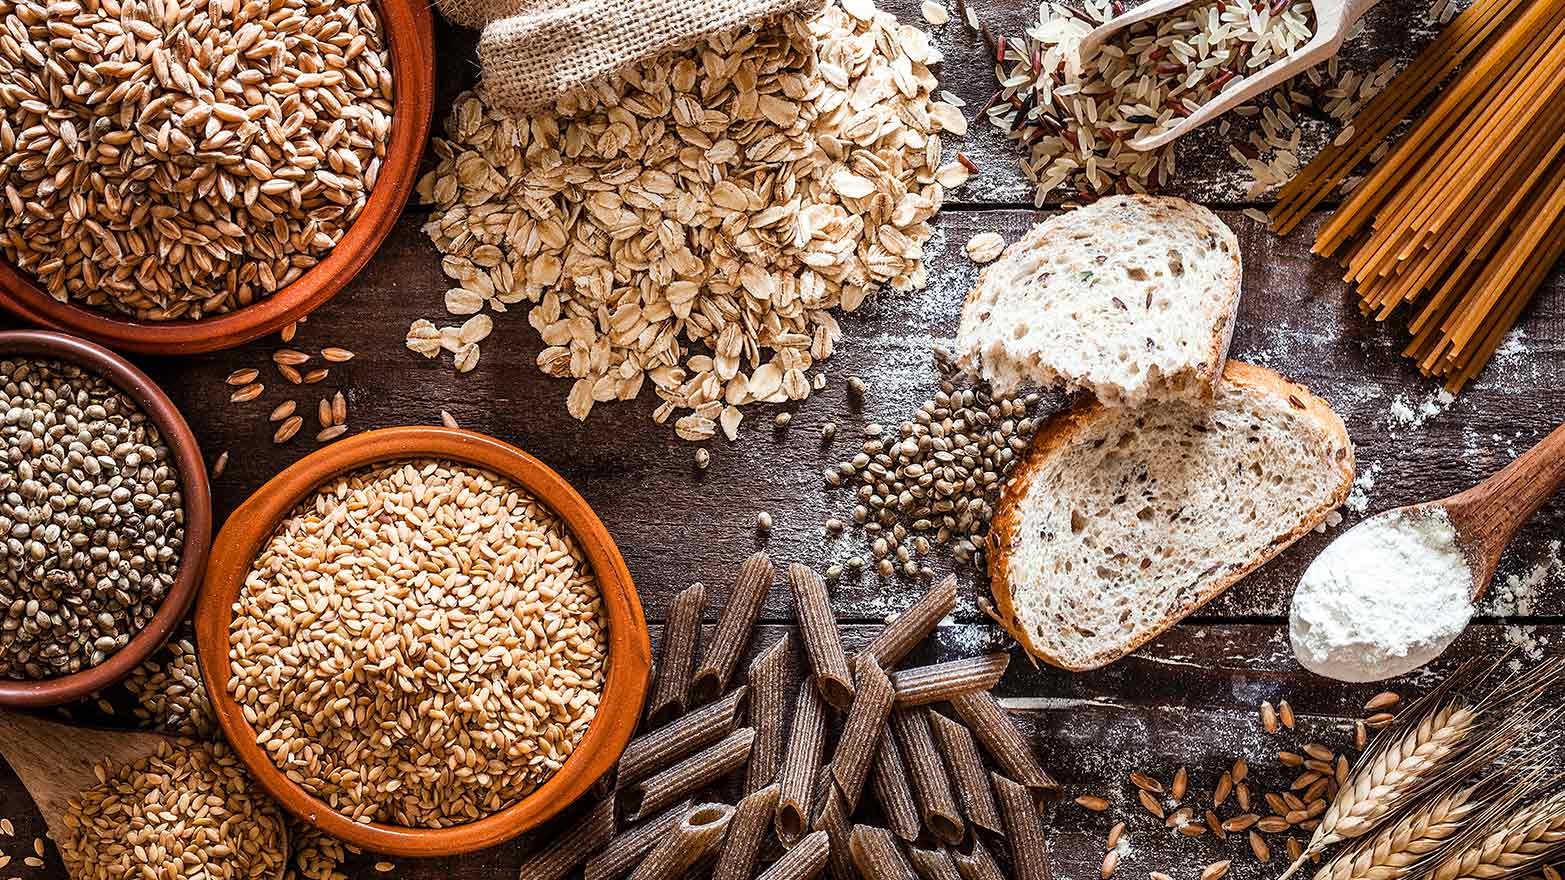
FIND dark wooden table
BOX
[3,1,1563,878]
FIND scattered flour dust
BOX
[1490,539,1561,663]
[1388,387,1456,431]
[1346,461,1381,514]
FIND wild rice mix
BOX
[61,740,288,880]
[988,0,1317,203]
[227,459,607,827]
[0,0,394,319]
[413,0,967,440]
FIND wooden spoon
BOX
[1074,0,1382,151]
[1406,420,1565,602]
[0,711,288,879]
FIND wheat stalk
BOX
[1311,786,1485,880]
[1427,793,1565,880]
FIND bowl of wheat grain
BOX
[0,0,434,355]
[195,426,652,857]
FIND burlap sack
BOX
[442,0,824,113]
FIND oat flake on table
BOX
[412,0,966,440]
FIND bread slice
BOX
[957,195,1242,407]
[987,361,1354,671]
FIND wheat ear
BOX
[1427,793,1565,880]
[1310,786,1485,880]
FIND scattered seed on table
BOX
[231,383,264,402]
[1106,822,1126,850]
[821,422,836,442]
[316,425,348,443]
[1202,861,1231,880]
[274,416,303,444]
[302,368,329,384]
[375,863,393,873]
[2,817,13,835]
[317,399,334,428]
[756,511,772,531]
[211,451,229,480]
[321,348,356,363]
[1260,700,1278,733]
[1250,832,1271,862]
[280,323,298,343]
[277,364,303,384]
[1101,850,1119,879]
[695,449,711,469]
[440,410,460,429]
[1354,720,1368,750]
[269,401,296,422]
[225,368,258,386]
[1364,691,1400,711]
[332,392,347,426]
[273,349,309,366]
[774,412,791,427]
[1279,700,1295,729]
[825,564,842,581]
[878,559,894,577]
[848,376,866,397]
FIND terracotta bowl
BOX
[0,330,213,707]
[195,427,651,857]
[0,0,435,355]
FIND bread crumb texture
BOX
[957,195,1240,408]
[994,362,1352,670]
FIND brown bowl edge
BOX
[195,426,651,857]
[0,330,213,707]
[0,0,436,355]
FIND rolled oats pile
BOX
[0,0,394,319]
[412,0,967,441]
[227,459,607,828]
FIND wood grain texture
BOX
[1,0,1563,876]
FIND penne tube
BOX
[788,562,855,707]
[870,728,924,842]
[952,837,1008,880]
[949,691,1059,798]
[584,799,692,880]
[927,711,1004,834]
[712,783,781,880]
[850,825,919,880]
[993,772,1051,880]
[861,575,957,668]
[828,654,895,812]
[890,654,1009,708]
[646,581,705,724]
[515,796,615,880]
[892,708,965,845]
[756,829,830,880]
[692,552,774,703]
[626,802,735,880]
[619,687,747,785]
[746,634,792,793]
[624,727,754,820]
[777,676,828,844]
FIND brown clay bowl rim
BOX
[0,330,213,707]
[0,0,435,356]
[195,426,651,857]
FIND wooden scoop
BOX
[0,711,287,879]
[1075,0,1382,151]
[1402,420,1565,602]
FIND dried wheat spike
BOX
[1309,786,1481,880]
[1429,793,1565,880]
[1278,702,1478,880]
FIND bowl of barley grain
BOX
[0,330,212,707]
[195,426,651,857]
[0,0,434,355]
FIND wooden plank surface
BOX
[3,0,1564,876]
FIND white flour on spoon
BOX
[1290,508,1473,682]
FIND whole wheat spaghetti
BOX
[1268,0,1565,391]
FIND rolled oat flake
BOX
[0,358,185,679]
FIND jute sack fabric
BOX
[443,0,825,112]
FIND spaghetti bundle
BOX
[1269,0,1565,391]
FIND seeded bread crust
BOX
[958,195,1241,406]
[986,360,1355,671]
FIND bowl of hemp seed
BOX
[0,0,435,355]
[0,330,212,707]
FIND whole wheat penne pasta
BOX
[585,799,692,880]
[907,846,963,880]
[993,773,1050,880]
[516,796,615,880]
[926,711,1004,834]
[950,691,1059,797]
[692,552,774,703]
[828,654,895,812]
[788,562,855,708]
[757,830,830,880]
[777,676,828,844]
[870,728,923,843]
[712,783,781,880]
[626,802,735,880]
[861,575,957,668]
[890,654,1009,708]
[850,825,919,880]
[625,726,755,820]
[746,634,791,794]
[647,581,705,723]
[892,708,964,845]
[620,687,747,785]
[952,838,1007,880]
[812,785,857,880]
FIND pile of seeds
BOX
[60,740,287,880]
[227,459,608,827]
[0,0,394,319]
[412,0,970,440]
[0,357,185,679]
[124,636,213,738]
[822,352,1041,577]
[986,0,1317,204]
